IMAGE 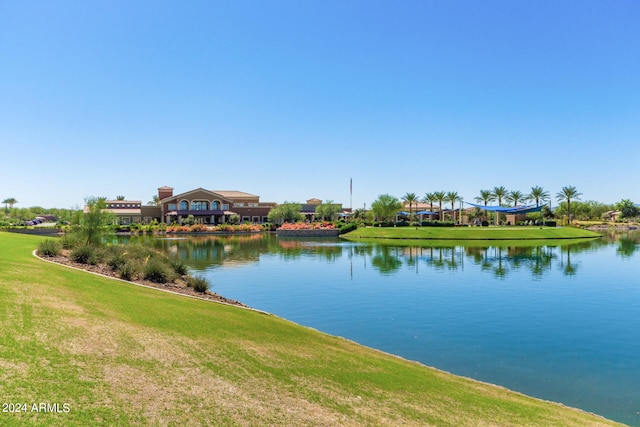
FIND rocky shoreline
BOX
[585,224,639,231]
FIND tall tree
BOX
[445,191,461,223]
[3,197,18,211]
[491,186,507,206]
[315,200,341,221]
[371,194,402,222]
[556,186,582,224]
[148,195,160,206]
[506,190,524,207]
[402,192,418,219]
[80,197,113,245]
[527,186,550,224]
[432,191,447,222]
[474,190,495,222]
[491,186,508,225]
[422,193,437,222]
[527,186,550,207]
[267,202,303,225]
[616,199,638,221]
[116,195,126,200]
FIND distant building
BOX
[157,187,276,225]
[88,186,276,225]
[91,200,161,225]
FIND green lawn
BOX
[343,225,601,241]
[0,232,621,426]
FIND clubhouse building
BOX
[101,186,276,225]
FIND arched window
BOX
[211,200,219,210]
[191,201,209,210]
[179,201,188,210]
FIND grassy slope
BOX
[0,232,621,426]
[343,226,601,241]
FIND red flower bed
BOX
[278,222,335,230]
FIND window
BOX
[211,201,219,210]
[121,217,130,225]
[179,201,188,210]
[249,203,258,207]
[242,216,250,222]
[252,216,260,223]
[222,204,229,211]
[191,201,209,210]
[234,203,244,207]
[168,204,177,211]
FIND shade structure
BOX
[465,202,543,214]
[415,210,437,215]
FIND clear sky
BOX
[2,1,639,210]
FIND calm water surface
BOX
[139,231,640,426]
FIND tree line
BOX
[368,186,638,224]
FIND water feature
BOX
[135,231,640,426]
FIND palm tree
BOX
[423,193,437,222]
[445,191,461,223]
[556,186,582,225]
[506,190,524,207]
[491,186,507,206]
[474,190,495,222]
[527,186,550,225]
[2,197,17,211]
[148,195,160,206]
[432,191,447,222]
[116,195,126,200]
[527,186,550,207]
[402,192,418,220]
[491,186,508,225]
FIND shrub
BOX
[117,261,138,281]
[106,250,127,271]
[187,275,209,293]
[37,239,61,257]
[143,260,173,283]
[481,221,489,227]
[216,224,235,232]
[339,223,358,234]
[171,258,188,276]
[70,245,97,265]
[60,233,81,249]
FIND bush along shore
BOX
[36,235,246,308]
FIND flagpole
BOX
[350,177,352,211]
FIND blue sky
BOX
[1,1,639,209]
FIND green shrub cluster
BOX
[143,260,174,283]
[339,223,358,234]
[37,239,61,257]
[70,244,97,265]
[187,275,209,293]
[54,231,214,293]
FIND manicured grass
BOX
[343,226,602,241]
[0,232,621,426]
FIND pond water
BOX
[133,231,640,426]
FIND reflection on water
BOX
[126,232,639,280]
[121,231,640,426]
